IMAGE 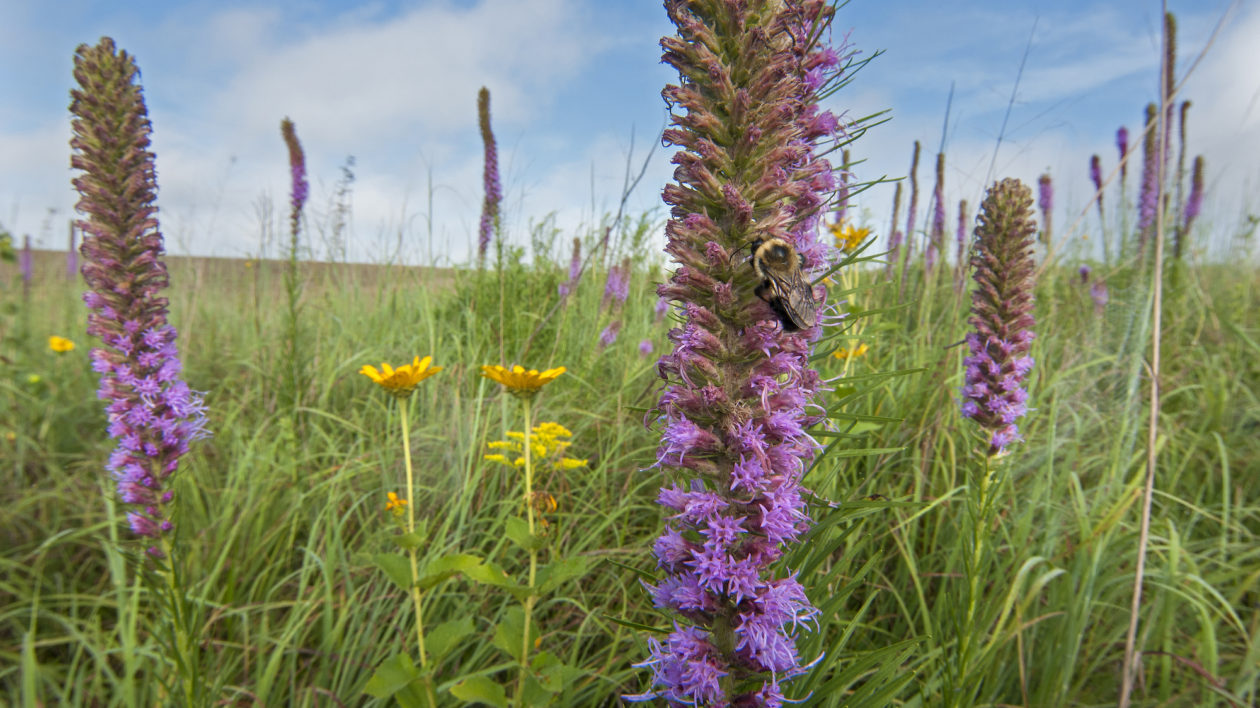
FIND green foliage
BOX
[2,238,1258,706]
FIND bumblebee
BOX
[750,237,817,331]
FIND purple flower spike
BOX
[1090,280,1109,315]
[559,237,582,300]
[639,339,655,358]
[599,320,622,349]
[478,87,501,266]
[961,179,1037,456]
[1178,155,1205,259]
[1137,103,1159,248]
[602,257,631,311]
[1117,126,1130,182]
[70,38,208,552]
[1037,173,1053,245]
[635,1,847,702]
[280,118,307,240]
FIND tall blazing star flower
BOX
[630,1,847,704]
[1037,173,1053,245]
[1137,103,1159,249]
[1116,126,1130,182]
[961,178,1036,456]
[70,37,207,557]
[478,87,502,265]
[1177,154,1205,259]
[927,151,945,271]
[280,118,308,239]
[558,236,582,299]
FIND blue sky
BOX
[1,0,1255,263]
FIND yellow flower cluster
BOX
[484,421,588,471]
[829,221,872,253]
[833,342,869,360]
[48,335,76,353]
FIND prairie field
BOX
[4,232,1259,706]
[3,3,1260,708]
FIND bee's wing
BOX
[763,268,817,330]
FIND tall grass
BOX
[2,213,1257,705]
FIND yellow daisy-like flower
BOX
[48,335,76,353]
[833,342,870,360]
[360,356,443,398]
[829,222,872,253]
[480,364,566,398]
[385,491,408,516]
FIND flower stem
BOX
[516,396,538,705]
[158,537,197,707]
[399,397,437,706]
[953,449,994,708]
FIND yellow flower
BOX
[534,422,572,438]
[833,342,870,360]
[26,374,41,385]
[360,356,442,398]
[829,222,872,253]
[48,336,75,353]
[484,421,588,471]
[480,364,565,398]
[385,491,408,516]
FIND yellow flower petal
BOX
[480,364,566,397]
[48,336,76,353]
[361,355,443,398]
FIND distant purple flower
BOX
[1078,265,1091,283]
[927,152,945,271]
[903,141,921,271]
[654,296,670,323]
[280,118,307,241]
[71,38,208,557]
[599,320,622,349]
[1090,280,1109,315]
[632,1,843,703]
[559,237,582,300]
[639,339,654,358]
[602,257,631,311]
[1137,103,1159,243]
[477,87,501,265]
[1037,173,1053,245]
[1183,155,1204,231]
[961,179,1036,456]
[20,234,32,286]
[1117,126,1130,182]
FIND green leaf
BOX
[426,616,475,661]
[533,651,584,694]
[449,676,508,708]
[394,530,424,551]
[462,558,512,586]
[536,556,590,595]
[373,553,413,591]
[363,653,425,702]
[491,606,527,661]
[504,516,545,552]
[417,553,487,592]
